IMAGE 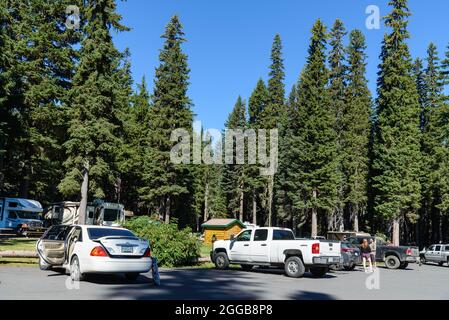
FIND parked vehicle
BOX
[339,241,361,271]
[43,202,81,227]
[43,199,125,227]
[36,225,152,281]
[210,227,342,278]
[420,244,449,266]
[0,197,46,236]
[347,235,419,269]
[88,199,125,227]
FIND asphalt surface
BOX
[1,263,448,300]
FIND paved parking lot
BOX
[1,263,448,300]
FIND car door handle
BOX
[261,244,267,247]
[244,244,249,247]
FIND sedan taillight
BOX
[143,247,151,257]
[90,246,108,257]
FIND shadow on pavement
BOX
[288,291,336,300]
[102,269,270,300]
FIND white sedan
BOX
[36,225,152,281]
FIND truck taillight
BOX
[90,246,108,257]
[406,248,412,256]
[341,247,350,253]
[312,243,320,254]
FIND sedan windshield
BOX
[87,228,135,240]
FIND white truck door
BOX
[229,229,252,262]
[250,228,270,263]
[425,245,435,261]
[434,245,442,262]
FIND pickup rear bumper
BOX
[312,256,343,266]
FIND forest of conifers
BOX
[0,0,448,247]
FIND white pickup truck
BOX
[210,227,342,278]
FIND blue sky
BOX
[113,0,449,131]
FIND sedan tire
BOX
[70,256,84,282]
[284,256,305,278]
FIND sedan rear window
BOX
[87,228,135,240]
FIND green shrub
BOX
[125,216,201,267]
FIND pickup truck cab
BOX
[420,244,449,266]
[211,227,342,278]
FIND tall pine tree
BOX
[139,15,193,224]
[342,29,372,232]
[373,0,421,245]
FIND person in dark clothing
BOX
[361,239,373,273]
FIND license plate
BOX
[121,246,133,253]
[328,258,333,262]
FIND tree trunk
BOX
[203,182,209,222]
[311,189,317,238]
[78,160,89,225]
[353,203,359,232]
[392,217,400,246]
[165,195,171,223]
[252,191,257,225]
[267,175,274,227]
[239,189,244,222]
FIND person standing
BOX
[361,239,373,273]
[369,238,377,269]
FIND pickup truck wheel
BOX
[241,264,253,271]
[214,252,229,270]
[284,256,305,278]
[399,262,408,269]
[385,255,400,269]
[310,267,328,278]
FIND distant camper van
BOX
[0,197,46,236]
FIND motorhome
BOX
[0,197,46,236]
[43,199,125,227]
[90,199,125,227]
[43,201,81,227]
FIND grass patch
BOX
[200,243,212,257]
[0,237,38,251]
[0,257,38,267]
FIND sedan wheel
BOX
[70,256,84,282]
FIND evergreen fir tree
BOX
[342,29,372,232]
[289,19,339,237]
[373,0,422,245]
[59,0,130,224]
[328,19,347,231]
[139,15,193,223]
